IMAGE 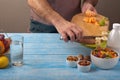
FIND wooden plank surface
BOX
[71,13,109,36]
[0,33,120,80]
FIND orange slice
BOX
[0,41,5,54]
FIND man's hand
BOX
[28,0,83,42]
[82,1,97,13]
[54,20,83,42]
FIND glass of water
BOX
[10,35,24,66]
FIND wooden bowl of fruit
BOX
[0,34,11,68]
[91,47,119,69]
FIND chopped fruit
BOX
[92,47,118,58]
[83,17,89,23]
[83,17,97,23]
[67,56,78,61]
[99,19,105,26]
[3,38,11,52]
[0,34,11,55]
[0,34,5,42]
[85,10,96,17]
[83,10,106,26]
[95,22,100,26]
[89,17,97,23]
[78,60,90,66]
[0,41,5,54]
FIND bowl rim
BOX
[91,50,119,59]
[66,56,79,62]
[66,59,78,62]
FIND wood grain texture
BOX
[71,13,109,36]
[0,33,120,80]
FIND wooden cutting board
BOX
[71,13,109,37]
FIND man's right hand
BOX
[28,0,83,42]
[54,20,83,42]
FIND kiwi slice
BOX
[99,19,105,26]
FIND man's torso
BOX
[31,0,81,25]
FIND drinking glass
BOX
[10,35,24,66]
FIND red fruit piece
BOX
[0,34,5,41]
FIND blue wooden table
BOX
[0,33,120,80]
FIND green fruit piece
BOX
[99,19,105,26]
[80,41,107,49]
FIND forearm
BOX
[83,0,98,6]
[27,0,65,25]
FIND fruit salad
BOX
[92,47,118,58]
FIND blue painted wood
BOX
[0,33,120,80]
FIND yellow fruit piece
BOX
[83,17,89,23]
[89,17,97,23]
[0,55,9,68]
[95,22,100,26]
[85,10,96,17]
[83,17,97,24]
[0,41,5,54]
